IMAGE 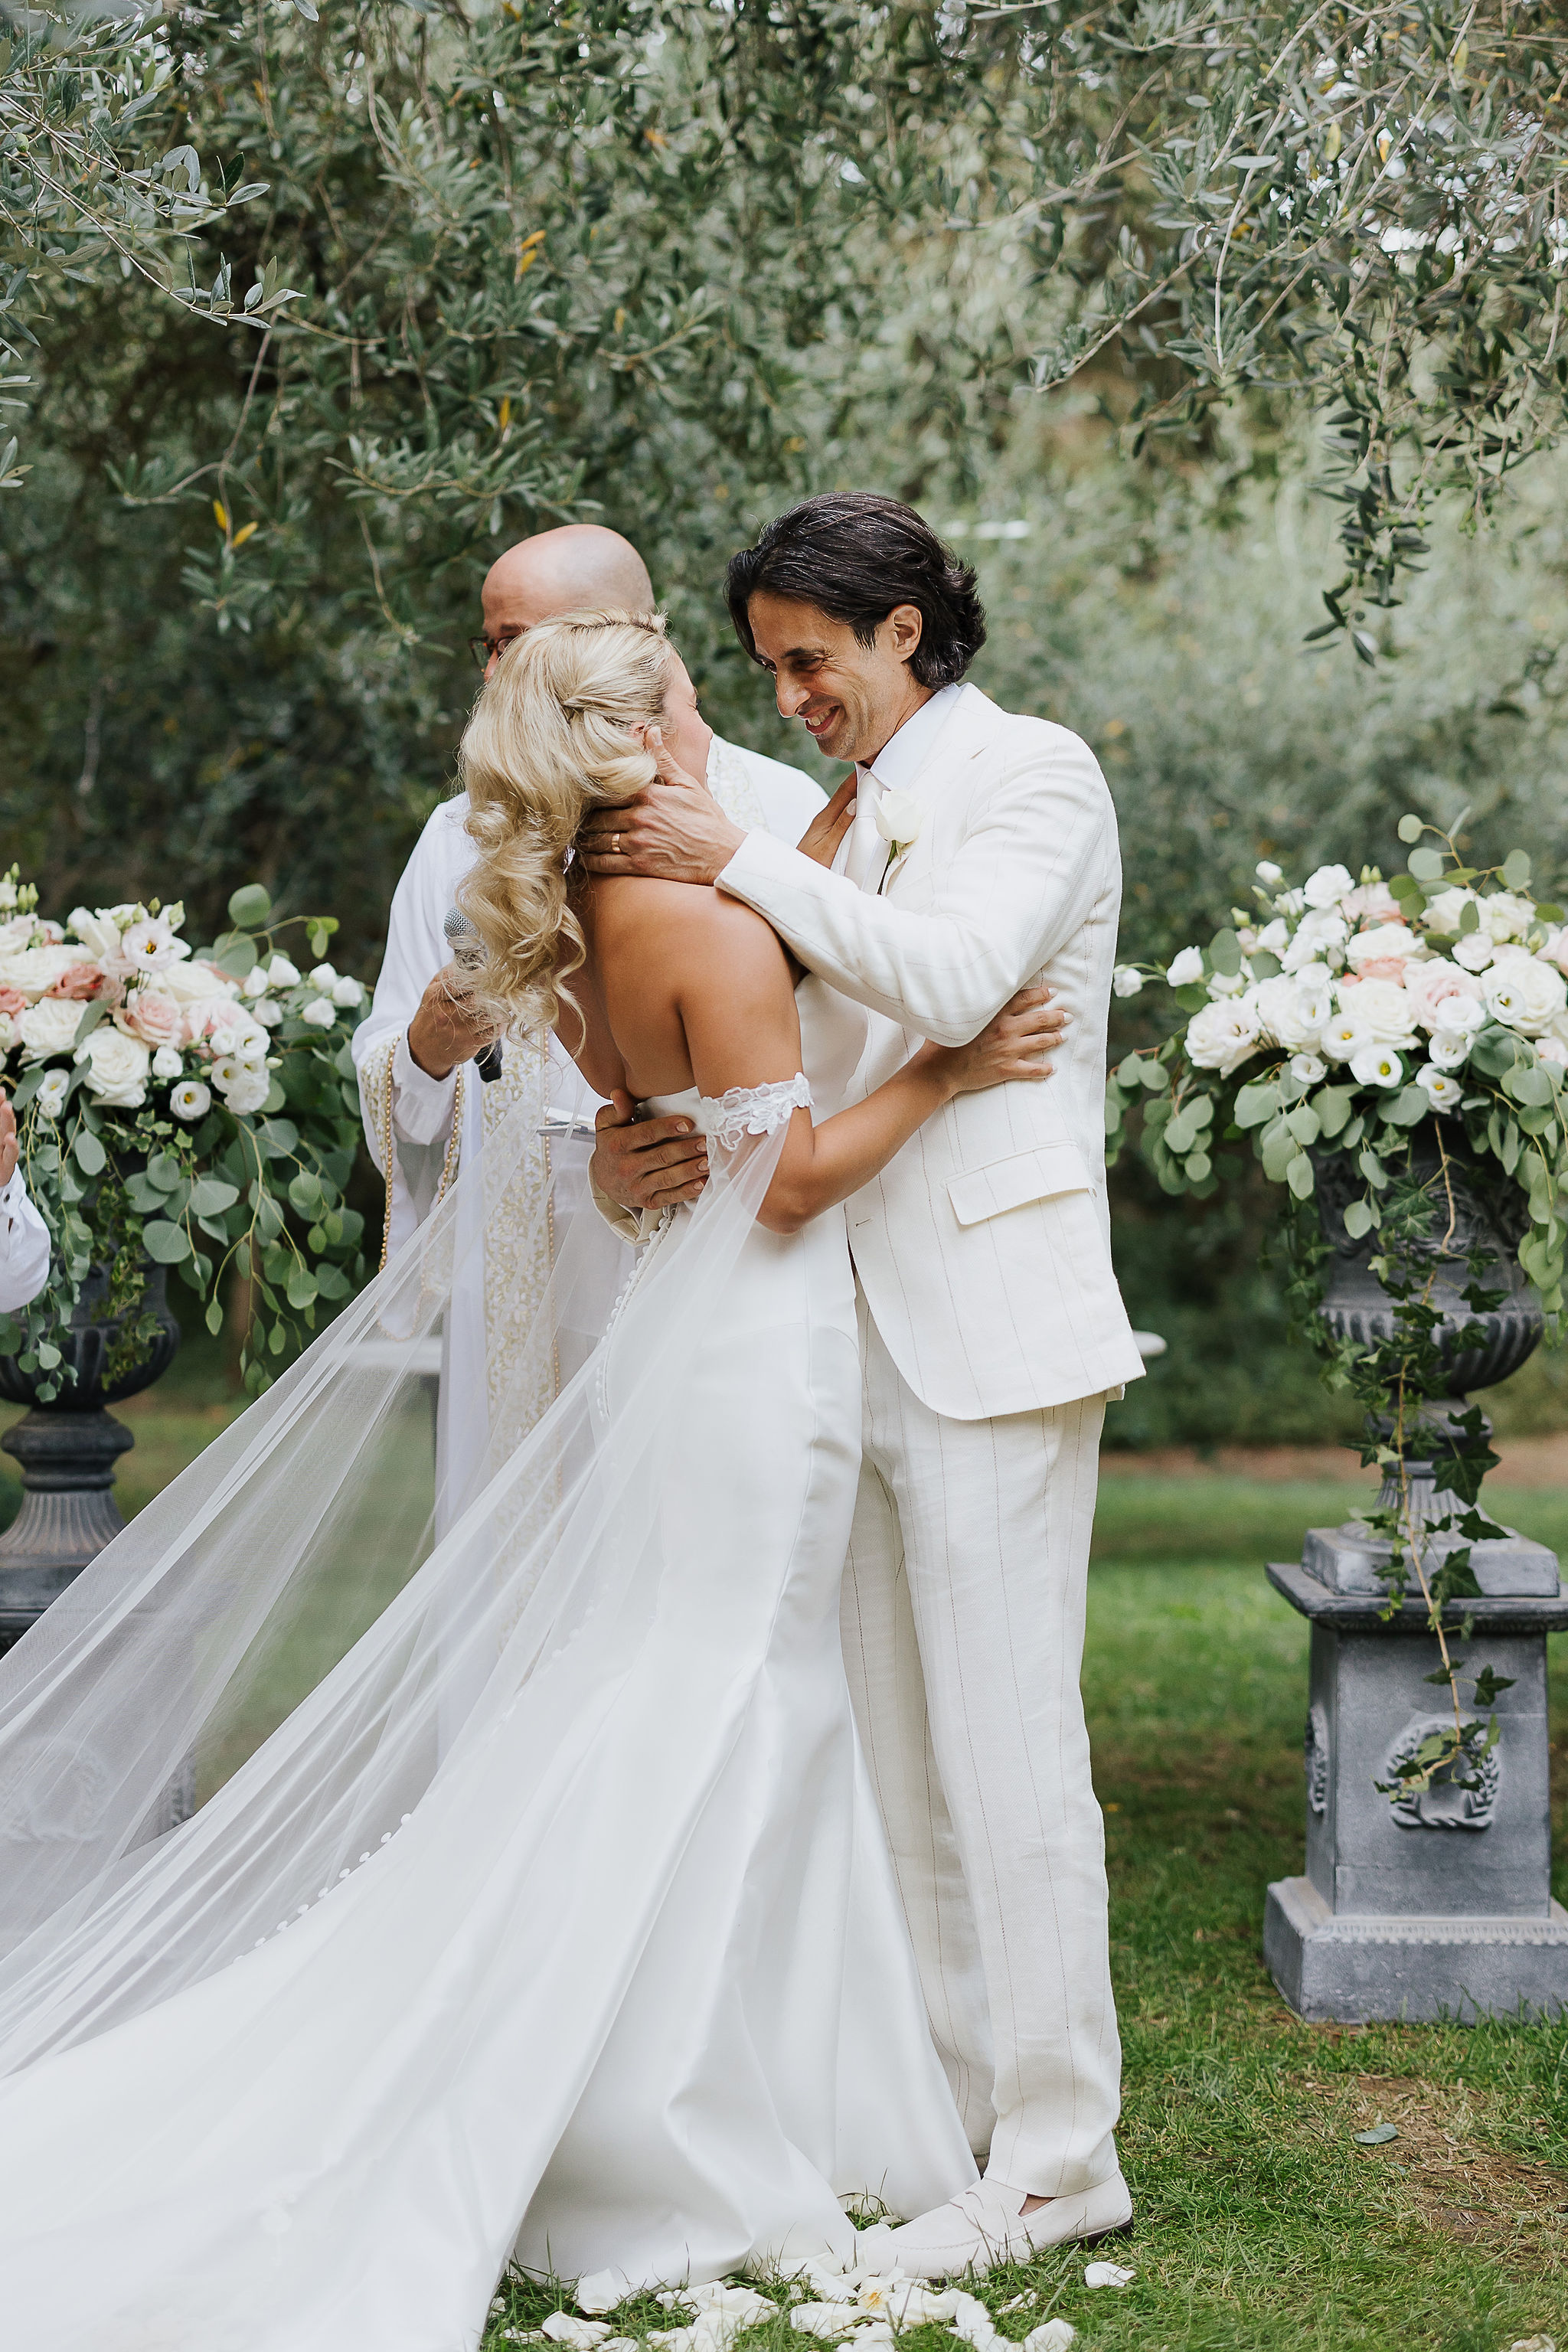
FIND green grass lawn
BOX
[3,1396,1563,2347]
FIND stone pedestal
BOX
[1264,1561,1568,2024]
[0,1409,135,1650]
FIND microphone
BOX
[442,907,504,1083]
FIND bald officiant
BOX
[352,524,825,1524]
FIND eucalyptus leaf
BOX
[1285,1152,1315,1200]
[140,1217,191,1264]
[71,1127,106,1175]
[227,882,273,929]
[1208,928,1242,977]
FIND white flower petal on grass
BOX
[1112,966,1144,998]
[1349,1044,1404,1089]
[542,2315,613,2351]
[1083,2259,1136,2288]
[576,2272,629,2318]
[1302,862,1355,909]
[1021,2323,1076,2352]
[1166,946,1205,988]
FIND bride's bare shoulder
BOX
[588,878,784,969]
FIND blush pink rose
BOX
[1342,882,1401,925]
[119,989,185,1049]
[0,987,25,1018]
[45,961,106,1001]
[1403,956,1484,1032]
[1354,958,1408,983]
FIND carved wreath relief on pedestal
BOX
[1303,1704,1329,1816]
[1382,1711,1501,1832]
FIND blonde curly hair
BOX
[456,608,675,1037]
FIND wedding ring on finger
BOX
[612,832,622,857]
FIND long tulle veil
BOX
[0,1090,789,2075]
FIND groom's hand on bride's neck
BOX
[579,725,745,886]
[591,1092,710,1212]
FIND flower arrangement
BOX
[0,869,370,1399]
[1107,818,1568,1312]
[1108,814,1568,1813]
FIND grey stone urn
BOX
[1264,1129,1568,2023]
[0,1260,181,1654]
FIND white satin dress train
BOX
[0,979,975,2350]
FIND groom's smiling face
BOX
[745,593,929,766]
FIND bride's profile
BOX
[0,608,1057,2349]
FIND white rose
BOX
[1485,956,1567,1036]
[1405,957,1484,1032]
[242,965,272,998]
[0,945,90,1003]
[1302,862,1356,909]
[1427,1032,1473,1070]
[15,998,86,1063]
[1452,931,1494,973]
[1321,1014,1371,1063]
[34,1067,71,1119]
[1416,1064,1464,1111]
[1539,1037,1568,1070]
[1250,975,1326,1051]
[331,975,364,1007]
[1185,998,1263,1077]
[1166,947,1205,987]
[1282,910,1348,971]
[268,954,301,987]
[1342,881,1401,924]
[1335,978,1417,1046]
[1256,861,1283,885]
[1423,886,1480,936]
[1344,921,1423,972]
[170,1080,211,1122]
[160,958,241,1006]
[0,913,33,954]
[0,1011,14,1053]
[1256,918,1289,955]
[1481,889,1535,942]
[1350,1044,1405,1089]
[74,1025,151,1108]
[302,998,337,1029]
[871,792,923,851]
[1537,926,1568,977]
[151,1045,185,1080]
[1290,1052,1328,1084]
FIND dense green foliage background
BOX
[5,0,1567,1442]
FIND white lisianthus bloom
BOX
[1207,969,1247,997]
[211,1058,270,1116]
[1416,1064,1464,1111]
[1291,1052,1328,1084]
[1186,998,1263,1076]
[16,998,86,1063]
[1166,946,1205,988]
[268,954,302,987]
[151,1044,185,1080]
[1255,918,1290,955]
[1350,1043,1405,1089]
[1256,860,1283,885]
[170,1080,211,1121]
[302,997,338,1028]
[1423,886,1480,936]
[1485,956,1566,1036]
[1282,910,1348,971]
[1452,930,1494,974]
[331,974,364,1007]
[1321,1014,1371,1063]
[75,1026,151,1108]
[253,995,284,1028]
[1344,920,1423,974]
[1250,975,1327,1050]
[242,965,272,998]
[1302,862,1356,909]
[161,958,241,1006]
[1427,1033,1473,1070]
[1481,889,1535,942]
[1112,966,1144,998]
[34,1067,71,1118]
[0,912,33,954]
[1335,978,1417,1045]
[121,916,189,974]
[67,906,124,964]
[308,962,340,991]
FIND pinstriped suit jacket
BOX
[717,682,1145,1421]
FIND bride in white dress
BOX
[0,611,1058,2350]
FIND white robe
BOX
[350,735,822,1522]
[0,1171,49,1314]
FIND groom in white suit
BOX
[583,493,1144,2275]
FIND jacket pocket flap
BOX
[947,1142,1094,1229]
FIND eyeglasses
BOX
[468,632,524,674]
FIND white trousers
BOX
[841,1289,1121,2200]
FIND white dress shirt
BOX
[844,685,964,889]
[0,1169,51,1314]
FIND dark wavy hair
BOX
[724,493,986,689]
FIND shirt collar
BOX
[858,682,963,793]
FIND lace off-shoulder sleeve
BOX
[699,1074,812,1148]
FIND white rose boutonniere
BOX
[872,787,924,869]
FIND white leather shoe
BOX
[878,2169,1132,2280]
